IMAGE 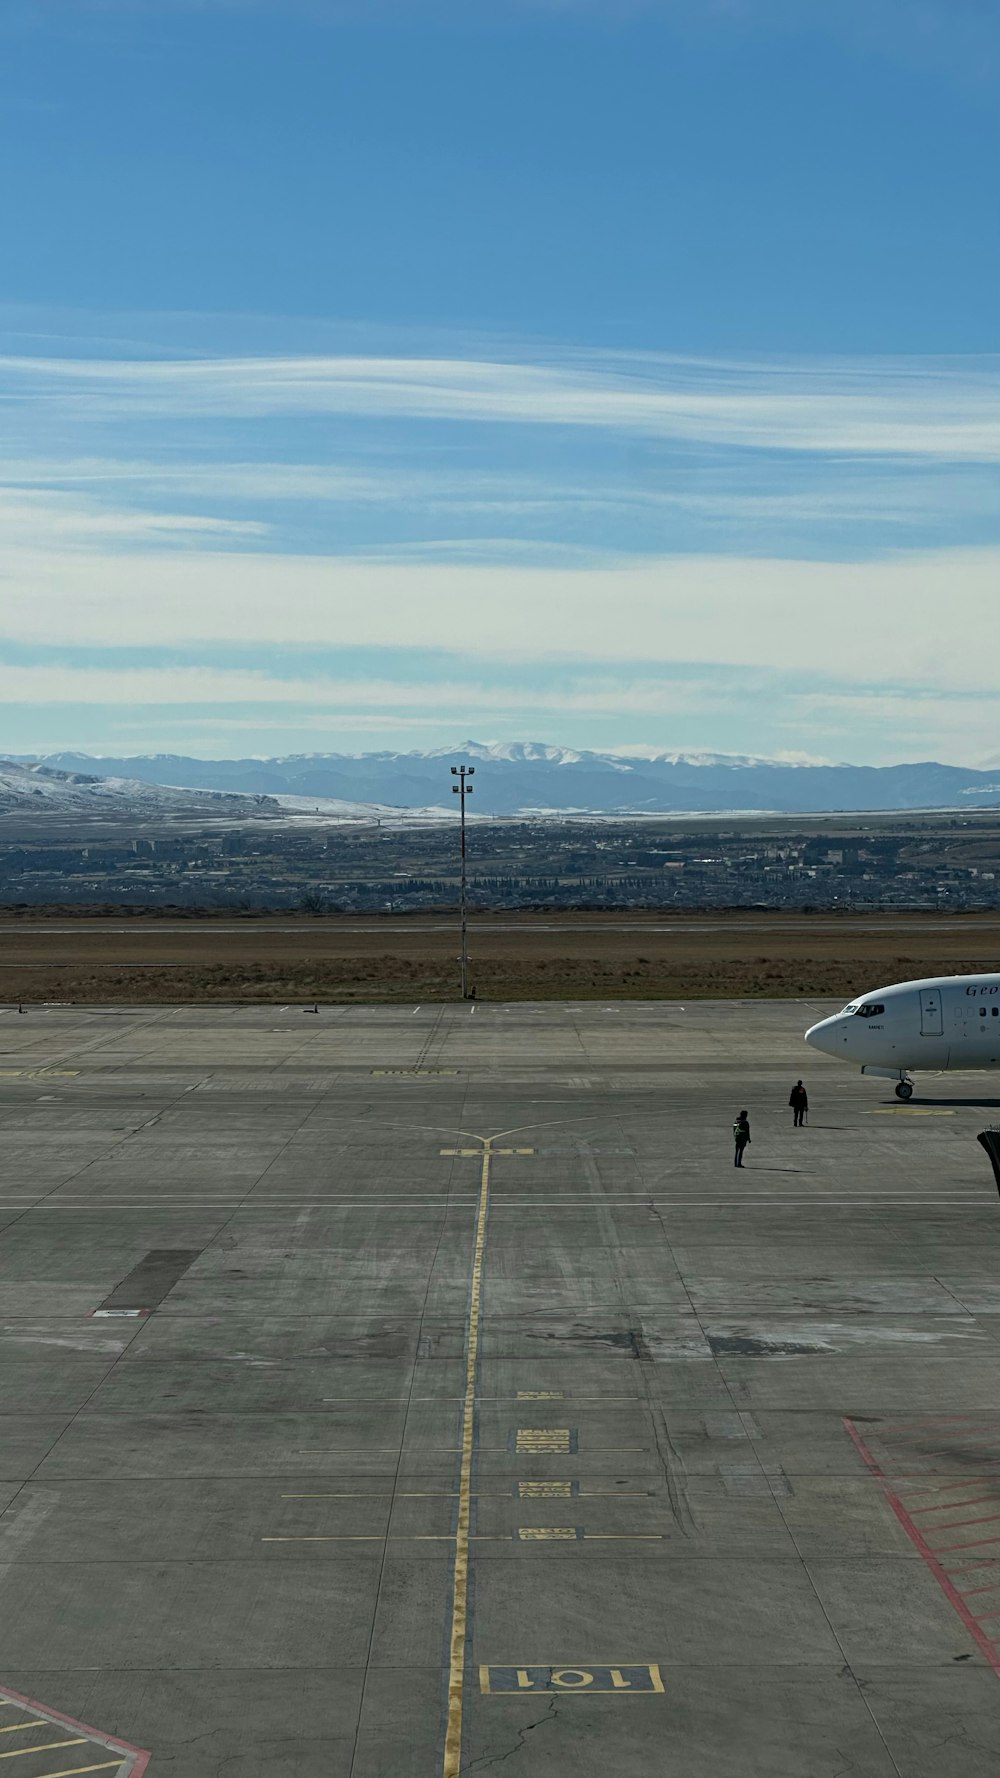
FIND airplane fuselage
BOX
[806,973,1000,1097]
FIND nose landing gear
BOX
[895,1079,914,1101]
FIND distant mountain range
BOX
[16,744,1000,816]
[0,758,280,821]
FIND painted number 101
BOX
[480,1664,664,1694]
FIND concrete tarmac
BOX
[0,1000,999,1776]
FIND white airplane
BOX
[805,973,1000,1098]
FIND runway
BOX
[0,1001,999,1775]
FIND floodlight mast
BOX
[450,764,475,999]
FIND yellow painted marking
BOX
[0,1724,46,1736]
[443,1138,492,1778]
[518,1527,578,1540]
[517,1391,563,1400]
[28,1766,120,1778]
[518,1481,572,1498]
[0,1070,79,1079]
[0,1743,87,1761]
[516,1429,571,1453]
[518,1444,638,1451]
[868,1109,955,1116]
[480,1663,664,1695]
[441,1146,533,1156]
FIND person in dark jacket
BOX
[733,1110,750,1167]
[789,1080,808,1127]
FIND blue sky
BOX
[1,0,998,765]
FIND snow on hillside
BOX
[0,759,278,818]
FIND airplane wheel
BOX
[895,1081,913,1101]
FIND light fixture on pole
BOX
[451,764,474,999]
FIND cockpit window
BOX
[841,1003,859,1014]
[855,1002,885,1018]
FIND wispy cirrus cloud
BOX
[0,489,266,543]
[0,455,987,531]
[1,331,997,764]
[2,537,997,691]
[4,345,995,570]
[5,645,997,768]
[4,349,999,459]
[0,660,729,715]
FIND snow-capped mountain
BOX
[18,745,1000,816]
[0,758,280,820]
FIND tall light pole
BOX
[451,764,474,998]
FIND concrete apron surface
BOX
[0,999,998,1774]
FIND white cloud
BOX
[1,454,981,531]
[4,349,998,459]
[6,657,996,766]
[1,338,996,766]
[0,661,725,713]
[2,539,999,695]
[779,690,1000,770]
[0,490,266,543]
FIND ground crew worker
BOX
[789,1080,808,1127]
[733,1109,750,1167]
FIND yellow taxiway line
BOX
[442,1138,492,1778]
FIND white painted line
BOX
[0,1197,479,1206]
[106,1193,964,1207]
[5,1197,990,1212]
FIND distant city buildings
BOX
[1,814,998,912]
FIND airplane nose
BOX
[805,1017,839,1055]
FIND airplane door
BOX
[920,988,944,1036]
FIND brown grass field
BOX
[1,911,999,1003]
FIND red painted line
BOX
[0,1685,149,1775]
[878,1474,1000,1484]
[878,1418,990,1435]
[915,1433,1000,1446]
[889,1479,996,1493]
[910,1497,1000,1515]
[930,1536,1000,1555]
[907,1477,1000,1487]
[959,1581,1000,1597]
[925,1513,1000,1534]
[843,1418,1000,1678]
[879,1472,996,1486]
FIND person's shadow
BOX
[739,1166,809,1173]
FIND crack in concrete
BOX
[463,1695,559,1772]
